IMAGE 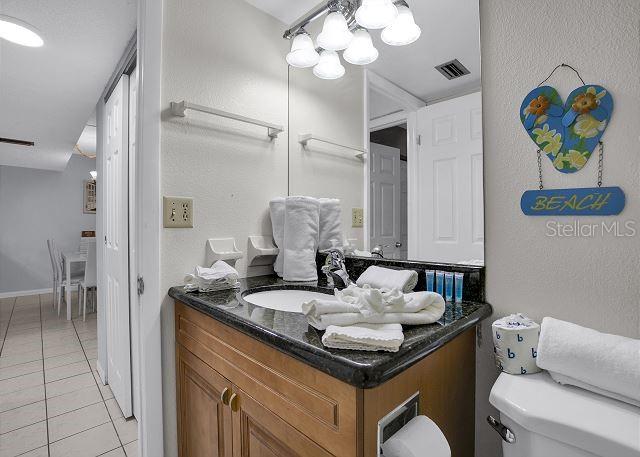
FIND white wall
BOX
[0,155,97,294]
[477,1,640,455]
[160,0,289,454]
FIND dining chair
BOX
[46,239,59,309]
[54,247,83,316]
[78,241,97,321]
[79,235,96,255]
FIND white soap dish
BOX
[247,236,279,267]
[205,238,243,265]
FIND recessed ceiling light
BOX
[0,15,44,47]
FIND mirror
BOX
[286,0,483,265]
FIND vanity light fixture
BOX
[286,29,320,68]
[313,50,346,80]
[343,28,378,65]
[381,2,421,46]
[284,0,420,80]
[355,0,398,30]
[0,15,43,47]
[89,171,97,180]
[316,11,354,51]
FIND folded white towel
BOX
[322,323,404,352]
[283,196,320,282]
[356,265,418,293]
[303,286,445,330]
[318,198,342,251]
[548,371,640,408]
[269,198,286,277]
[184,261,240,292]
[537,317,640,406]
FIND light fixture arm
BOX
[283,0,359,39]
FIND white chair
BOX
[53,246,83,316]
[79,236,96,255]
[46,239,59,309]
[78,241,97,321]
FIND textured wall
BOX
[477,0,640,455]
[0,155,97,294]
[160,0,289,454]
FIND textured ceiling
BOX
[246,0,481,102]
[0,0,137,170]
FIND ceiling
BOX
[246,0,481,103]
[0,0,137,171]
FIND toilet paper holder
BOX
[377,392,420,457]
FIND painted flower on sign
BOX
[574,113,607,139]
[525,95,550,117]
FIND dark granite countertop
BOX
[169,275,492,388]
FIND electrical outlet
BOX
[352,208,363,228]
[163,196,193,228]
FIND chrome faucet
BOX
[371,244,386,258]
[322,248,353,289]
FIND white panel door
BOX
[370,143,403,259]
[416,92,484,263]
[104,75,133,417]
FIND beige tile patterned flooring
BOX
[0,293,138,457]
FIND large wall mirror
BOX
[285,0,483,265]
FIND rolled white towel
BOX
[301,299,360,318]
[308,308,445,330]
[184,261,240,292]
[322,323,404,352]
[283,196,320,282]
[356,265,418,293]
[269,198,286,277]
[537,317,640,405]
[318,198,342,252]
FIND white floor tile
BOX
[0,384,45,413]
[44,350,86,370]
[0,371,43,396]
[105,398,124,420]
[113,417,138,445]
[43,342,83,359]
[0,340,42,356]
[46,372,96,398]
[16,446,48,457]
[49,422,120,457]
[102,448,126,457]
[0,400,46,435]
[123,440,138,457]
[0,360,42,381]
[0,420,47,457]
[45,360,89,383]
[0,350,42,369]
[47,384,103,418]
[48,401,111,443]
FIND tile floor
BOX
[0,293,138,457]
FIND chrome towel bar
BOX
[298,133,366,159]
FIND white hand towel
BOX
[269,198,286,277]
[308,308,445,330]
[318,198,342,251]
[537,317,640,405]
[301,299,360,318]
[356,265,418,293]
[322,323,404,352]
[283,196,320,282]
[184,261,240,292]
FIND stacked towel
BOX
[184,261,240,292]
[322,323,404,352]
[269,198,286,277]
[283,197,320,282]
[302,284,445,330]
[356,265,419,293]
[318,198,343,251]
[537,317,640,406]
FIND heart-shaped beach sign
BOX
[520,85,613,173]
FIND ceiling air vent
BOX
[435,59,470,80]
[0,137,35,146]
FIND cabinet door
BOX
[177,345,233,457]
[231,385,335,457]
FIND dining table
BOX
[61,250,87,320]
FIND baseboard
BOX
[96,359,107,385]
[0,288,53,299]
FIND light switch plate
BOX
[352,208,363,228]
[163,196,193,228]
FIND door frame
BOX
[364,70,424,256]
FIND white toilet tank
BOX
[489,372,640,457]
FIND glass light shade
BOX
[286,32,319,68]
[313,50,345,80]
[0,15,43,47]
[381,5,421,46]
[316,12,353,51]
[355,0,398,30]
[343,29,378,65]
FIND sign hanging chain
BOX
[537,149,544,190]
[597,141,604,187]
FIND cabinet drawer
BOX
[175,302,360,457]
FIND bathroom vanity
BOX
[169,266,491,457]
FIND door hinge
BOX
[137,276,145,296]
[417,134,422,146]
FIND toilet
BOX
[489,371,640,457]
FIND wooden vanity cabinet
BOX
[175,301,476,457]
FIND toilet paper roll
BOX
[492,313,541,375]
[381,416,451,457]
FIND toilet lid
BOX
[489,372,640,457]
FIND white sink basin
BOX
[242,289,334,313]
